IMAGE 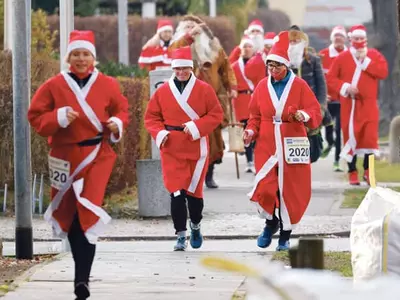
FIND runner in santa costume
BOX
[243,31,322,251]
[326,24,388,185]
[229,19,265,64]
[28,30,129,300]
[319,26,348,171]
[138,19,174,71]
[264,32,276,55]
[144,46,223,251]
[231,35,256,173]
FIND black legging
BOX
[348,154,371,173]
[325,102,341,162]
[68,214,96,286]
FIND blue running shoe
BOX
[276,240,290,251]
[257,225,279,248]
[190,223,203,249]
[174,236,187,251]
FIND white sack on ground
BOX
[350,186,400,281]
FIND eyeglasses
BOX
[267,63,285,70]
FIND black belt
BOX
[238,90,253,95]
[165,125,184,131]
[77,134,103,147]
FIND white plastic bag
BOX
[350,186,400,281]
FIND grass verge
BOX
[272,251,353,277]
[341,187,400,209]
[356,159,400,183]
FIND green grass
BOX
[354,159,400,183]
[341,187,400,209]
[379,136,389,142]
[272,251,353,277]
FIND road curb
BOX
[2,231,350,243]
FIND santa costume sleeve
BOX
[28,80,66,137]
[245,82,262,139]
[144,90,169,149]
[299,82,323,129]
[107,77,130,143]
[245,53,265,87]
[326,57,350,98]
[138,47,155,70]
[361,49,389,80]
[185,84,223,140]
[169,34,194,51]
[229,46,241,64]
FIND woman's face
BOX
[68,49,95,74]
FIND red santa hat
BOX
[264,32,276,45]
[348,24,367,38]
[66,30,96,58]
[266,31,290,66]
[171,46,193,69]
[239,35,254,49]
[247,19,264,33]
[330,25,347,41]
[157,19,173,34]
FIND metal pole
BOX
[59,0,74,71]
[4,0,13,50]
[209,0,216,17]
[118,0,129,65]
[12,0,33,259]
[142,0,156,18]
[59,0,74,252]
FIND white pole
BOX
[59,0,74,252]
[118,0,129,65]
[4,0,13,50]
[142,0,156,18]
[209,0,216,17]
[59,0,74,71]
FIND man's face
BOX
[173,67,192,81]
[160,30,173,42]
[333,34,346,48]
[241,43,254,59]
[183,21,196,33]
[249,29,263,37]
[351,36,366,43]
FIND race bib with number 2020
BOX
[48,156,70,190]
[284,137,310,164]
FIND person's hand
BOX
[160,135,168,148]
[67,110,79,124]
[106,120,119,134]
[183,125,190,134]
[229,90,238,99]
[243,130,254,145]
[294,111,305,122]
[347,85,359,97]
[327,94,331,101]
[189,24,202,37]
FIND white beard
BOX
[192,31,219,67]
[171,22,187,43]
[250,34,264,53]
[288,41,306,69]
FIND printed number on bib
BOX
[48,156,70,190]
[284,137,310,164]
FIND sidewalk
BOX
[2,239,350,299]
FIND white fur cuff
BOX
[184,121,201,140]
[57,106,73,128]
[156,130,170,149]
[340,83,351,97]
[108,117,123,143]
[298,110,310,122]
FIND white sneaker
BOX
[245,162,255,173]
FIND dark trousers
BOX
[325,102,341,162]
[241,119,254,163]
[171,190,204,233]
[348,154,371,173]
[68,214,96,286]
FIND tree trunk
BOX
[370,0,400,136]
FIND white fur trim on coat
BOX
[340,82,351,97]
[156,130,170,149]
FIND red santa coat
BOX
[246,72,322,229]
[245,53,266,88]
[232,57,255,121]
[229,46,241,64]
[144,74,223,198]
[319,45,347,100]
[27,70,129,244]
[326,47,388,162]
[138,41,172,71]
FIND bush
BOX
[46,15,237,65]
[97,61,148,78]
[248,9,291,33]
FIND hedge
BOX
[46,15,237,65]
[0,51,150,195]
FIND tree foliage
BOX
[31,9,58,57]
[32,0,99,16]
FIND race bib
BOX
[48,156,70,190]
[284,137,310,164]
